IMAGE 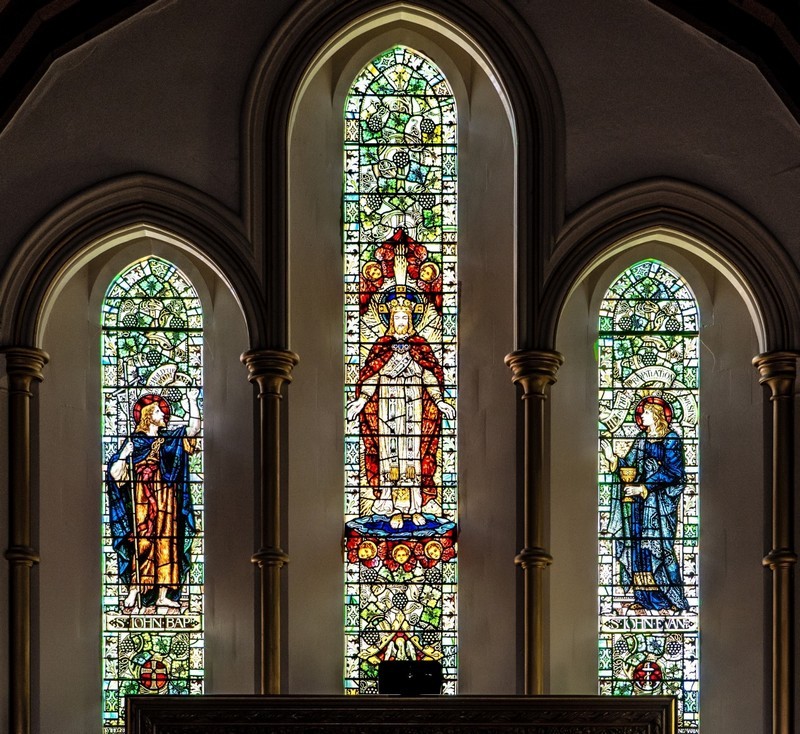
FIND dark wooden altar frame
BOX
[126,694,677,733]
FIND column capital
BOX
[505,349,564,396]
[763,548,799,570]
[241,348,299,395]
[2,346,49,384]
[753,351,799,397]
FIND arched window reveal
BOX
[598,260,699,732]
[101,257,204,732]
[343,46,458,693]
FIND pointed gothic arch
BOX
[597,259,700,732]
[549,223,773,732]
[0,174,265,349]
[244,0,565,350]
[543,177,800,352]
[341,44,460,693]
[268,1,560,692]
[100,255,206,731]
[1,183,259,730]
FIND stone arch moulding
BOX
[541,177,800,352]
[0,173,267,349]
[243,0,566,350]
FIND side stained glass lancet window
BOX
[101,257,204,733]
[598,260,699,732]
[343,46,458,693]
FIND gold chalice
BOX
[618,466,637,503]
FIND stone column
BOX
[505,349,563,695]
[754,351,799,734]
[2,347,48,734]
[241,348,298,694]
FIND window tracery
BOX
[598,259,699,732]
[101,256,204,731]
[343,46,458,693]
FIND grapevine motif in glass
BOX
[101,257,203,732]
[598,260,699,732]
[343,46,458,693]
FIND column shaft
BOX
[754,351,798,734]
[3,347,47,734]
[505,349,563,695]
[242,348,298,694]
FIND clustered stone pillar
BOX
[753,351,799,734]
[505,349,563,695]
[241,348,299,695]
[2,347,48,734]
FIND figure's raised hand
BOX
[437,400,456,420]
[600,439,617,469]
[346,396,367,421]
[187,387,201,404]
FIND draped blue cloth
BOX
[106,427,196,606]
[608,430,689,611]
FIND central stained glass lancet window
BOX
[598,260,699,732]
[101,257,204,733]
[343,46,458,693]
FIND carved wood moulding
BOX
[126,694,676,734]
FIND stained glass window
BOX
[343,46,458,693]
[101,257,204,732]
[598,260,699,732]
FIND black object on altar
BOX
[378,660,443,695]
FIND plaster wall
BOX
[0,0,293,264]
[1,0,799,269]
[518,0,800,250]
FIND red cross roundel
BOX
[140,659,169,691]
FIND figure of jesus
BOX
[347,297,455,529]
[106,389,201,609]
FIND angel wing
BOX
[360,298,384,347]
[416,302,442,343]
